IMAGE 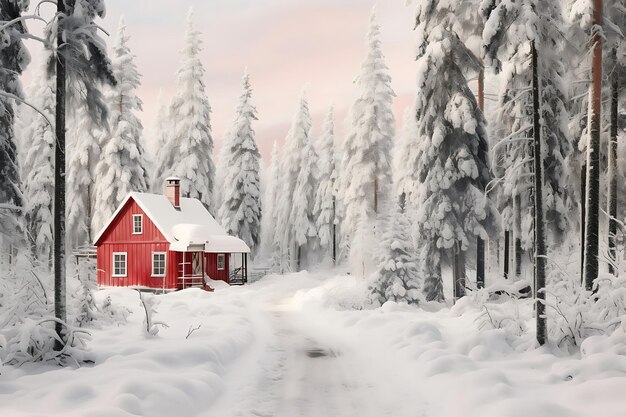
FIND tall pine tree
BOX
[275,92,313,271]
[339,11,395,260]
[92,17,148,232]
[401,1,498,301]
[290,133,319,270]
[0,0,30,251]
[21,63,55,268]
[262,141,281,261]
[66,106,100,250]
[151,90,169,191]
[485,0,574,258]
[156,8,215,210]
[218,72,262,254]
[314,106,338,263]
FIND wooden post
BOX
[201,251,206,289]
[183,252,187,289]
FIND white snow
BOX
[3,271,626,417]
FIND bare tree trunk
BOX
[374,177,379,214]
[583,0,603,291]
[532,41,547,346]
[477,67,486,289]
[581,164,586,278]
[453,243,466,301]
[515,238,523,277]
[504,230,510,279]
[54,0,67,350]
[608,47,619,276]
[332,196,337,265]
[296,245,301,272]
[514,194,523,277]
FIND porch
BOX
[175,250,249,290]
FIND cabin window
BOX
[152,252,167,277]
[217,254,225,270]
[112,252,127,277]
[132,214,143,234]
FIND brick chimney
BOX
[165,177,181,209]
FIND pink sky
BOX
[24,1,420,164]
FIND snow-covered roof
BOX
[93,192,250,253]
[171,224,251,253]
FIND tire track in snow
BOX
[208,306,425,417]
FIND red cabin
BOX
[93,178,250,290]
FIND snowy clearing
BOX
[2,271,626,417]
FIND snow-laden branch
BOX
[0,90,54,134]
[0,14,47,32]
[0,202,24,212]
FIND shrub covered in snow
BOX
[368,203,422,306]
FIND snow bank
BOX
[0,287,255,417]
[3,270,626,417]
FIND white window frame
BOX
[132,214,143,235]
[217,254,226,271]
[112,252,127,277]
[152,252,167,277]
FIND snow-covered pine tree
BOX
[314,106,338,263]
[92,17,148,233]
[402,2,498,301]
[290,133,319,270]
[0,0,30,252]
[262,142,282,265]
[369,202,422,306]
[218,72,262,254]
[156,9,215,210]
[21,63,55,268]
[275,92,313,271]
[151,90,169,192]
[483,0,574,255]
[394,107,417,208]
[66,106,100,251]
[339,11,395,256]
[214,138,230,215]
[483,0,573,345]
[568,0,626,277]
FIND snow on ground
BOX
[2,271,626,417]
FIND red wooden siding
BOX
[96,198,178,289]
[96,196,233,289]
[204,253,230,283]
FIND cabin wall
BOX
[97,243,177,289]
[96,198,176,289]
[205,253,229,282]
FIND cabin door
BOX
[192,252,202,276]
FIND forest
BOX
[1,2,626,413]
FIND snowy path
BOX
[4,272,626,417]
[206,283,427,417]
